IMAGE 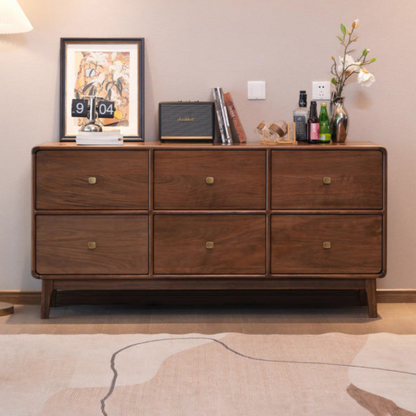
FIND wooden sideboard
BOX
[32,142,387,318]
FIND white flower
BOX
[86,52,109,67]
[337,54,361,75]
[353,19,359,27]
[357,68,375,87]
[91,71,106,86]
[109,60,130,82]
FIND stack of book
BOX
[212,87,247,144]
[75,130,124,146]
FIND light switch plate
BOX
[248,81,266,100]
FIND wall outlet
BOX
[248,81,266,100]
[312,81,331,100]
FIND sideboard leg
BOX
[365,279,378,318]
[41,280,54,319]
[359,289,368,306]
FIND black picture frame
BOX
[59,38,145,141]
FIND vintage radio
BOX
[159,102,215,142]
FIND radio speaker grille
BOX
[159,102,215,141]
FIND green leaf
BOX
[82,82,94,93]
[370,58,376,63]
[363,48,367,56]
[341,24,346,36]
[116,79,123,95]
[331,78,338,86]
[337,36,343,42]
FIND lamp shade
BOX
[0,0,33,34]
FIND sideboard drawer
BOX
[271,150,384,209]
[154,150,266,209]
[36,215,149,274]
[154,215,266,274]
[36,150,149,210]
[271,215,382,274]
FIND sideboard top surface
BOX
[32,141,385,153]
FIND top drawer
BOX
[272,150,384,210]
[154,150,266,210]
[35,150,149,210]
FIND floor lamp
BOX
[0,0,33,317]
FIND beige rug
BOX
[0,333,415,415]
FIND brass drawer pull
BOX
[206,177,214,185]
[206,241,214,249]
[88,177,97,185]
[323,177,331,185]
[87,242,97,250]
[323,241,331,249]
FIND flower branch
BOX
[331,19,376,97]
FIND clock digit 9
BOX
[71,99,89,117]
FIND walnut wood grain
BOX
[36,215,149,274]
[53,278,367,291]
[33,141,383,151]
[366,279,378,318]
[32,143,387,318]
[271,215,383,274]
[271,150,384,209]
[37,273,380,280]
[154,150,266,209]
[154,215,266,274]
[41,280,54,319]
[36,150,149,209]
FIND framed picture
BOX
[60,38,145,141]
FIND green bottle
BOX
[319,103,331,143]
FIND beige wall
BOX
[0,0,415,290]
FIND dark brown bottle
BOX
[308,101,320,143]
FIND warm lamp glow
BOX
[0,0,33,34]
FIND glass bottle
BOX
[293,90,308,142]
[308,101,319,143]
[319,103,331,143]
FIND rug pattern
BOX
[0,333,415,415]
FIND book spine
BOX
[224,92,247,143]
[213,88,226,144]
[218,88,232,144]
[76,137,123,145]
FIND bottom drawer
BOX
[154,215,266,274]
[36,215,148,274]
[271,215,382,274]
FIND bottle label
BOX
[319,122,331,142]
[294,115,307,141]
[310,123,320,142]
[319,133,331,143]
